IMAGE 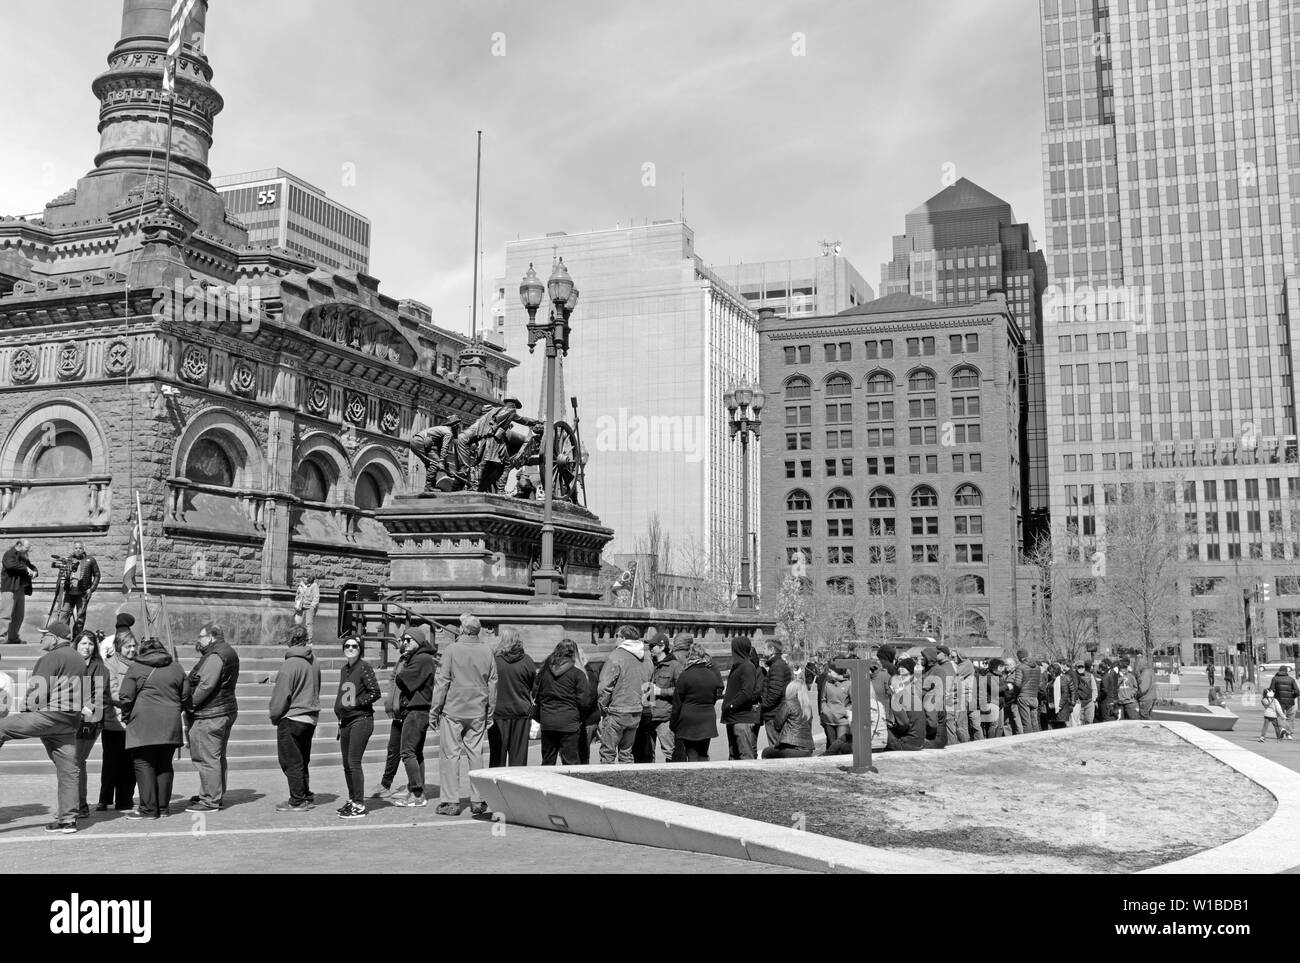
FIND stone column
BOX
[261,365,298,589]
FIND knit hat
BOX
[896,657,917,675]
[115,613,135,629]
[921,646,940,663]
[46,621,71,641]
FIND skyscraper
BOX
[214,168,371,273]
[880,178,1050,547]
[711,250,874,317]
[1040,0,1300,662]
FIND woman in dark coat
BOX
[118,639,187,819]
[669,641,723,761]
[720,636,762,760]
[73,631,110,818]
[335,635,381,818]
[96,633,137,811]
[532,639,594,766]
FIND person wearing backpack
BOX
[1271,665,1299,739]
[1260,689,1286,742]
[1112,657,1139,719]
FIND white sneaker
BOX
[392,792,427,808]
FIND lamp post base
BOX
[735,590,755,610]
[533,569,564,597]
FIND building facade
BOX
[499,222,759,585]
[1040,0,1300,663]
[711,251,874,318]
[0,0,512,642]
[758,292,1030,649]
[214,168,371,274]
[878,177,1051,550]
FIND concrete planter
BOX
[1150,705,1238,731]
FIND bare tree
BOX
[676,534,736,613]
[1025,533,1099,663]
[633,513,674,608]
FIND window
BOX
[1268,478,1282,499]
[786,547,811,566]
[32,429,94,479]
[954,514,983,535]
[867,428,895,447]
[354,468,389,510]
[827,518,854,537]
[951,366,980,389]
[952,424,982,444]
[1225,480,1238,501]
[867,401,894,421]
[965,333,978,352]
[866,456,894,476]
[951,396,981,417]
[909,426,938,445]
[954,484,982,507]
[868,545,897,564]
[908,369,936,392]
[784,376,811,400]
[825,373,852,397]
[866,372,894,394]
[824,342,852,362]
[827,488,853,510]
[187,438,236,488]
[868,486,895,509]
[786,519,811,538]
[1279,611,1300,638]
[827,546,855,564]
[865,339,894,359]
[1246,479,1259,500]
[954,543,985,563]
[911,485,938,508]
[825,403,852,424]
[911,516,939,535]
[869,517,896,536]
[785,432,812,450]
[911,544,940,563]
[956,575,984,595]
[786,490,812,511]
[906,337,935,356]
[867,576,897,595]
[827,577,855,595]
[909,398,937,419]
[784,345,811,365]
[826,430,852,448]
[292,459,330,502]
[785,405,811,427]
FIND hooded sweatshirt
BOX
[268,647,322,725]
[493,639,537,719]
[532,653,593,733]
[597,639,652,713]
[394,636,438,712]
[720,637,762,725]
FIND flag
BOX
[162,0,199,94]
[122,512,142,595]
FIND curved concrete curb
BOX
[470,721,1300,874]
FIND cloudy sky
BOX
[1,0,1045,333]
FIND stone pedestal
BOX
[377,492,614,602]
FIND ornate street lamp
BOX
[520,258,579,597]
[727,382,763,609]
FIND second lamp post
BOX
[725,383,764,609]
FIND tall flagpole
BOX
[470,130,482,341]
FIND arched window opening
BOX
[187,438,236,488]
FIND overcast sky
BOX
[1,0,1045,334]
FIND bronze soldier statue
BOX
[409,416,464,493]
[455,398,541,493]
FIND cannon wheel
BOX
[550,421,579,503]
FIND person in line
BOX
[58,543,100,638]
[183,623,240,813]
[1271,665,1299,739]
[930,646,960,744]
[950,648,979,742]
[577,643,602,765]
[818,659,851,747]
[0,621,85,832]
[0,539,36,645]
[1073,660,1095,726]
[669,641,723,761]
[721,635,762,760]
[488,628,535,768]
[335,634,381,818]
[886,658,926,751]
[918,648,949,749]
[761,667,816,759]
[385,631,438,807]
[119,637,187,821]
[293,574,321,644]
[1135,656,1157,721]
[73,630,108,818]
[268,626,322,813]
[431,613,498,816]
[370,633,423,800]
[758,639,793,752]
[532,639,594,765]
[96,629,136,811]
[1010,649,1041,734]
[638,632,681,763]
[1047,660,1075,729]
[975,657,1002,738]
[596,625,652,765]
[1109,657,1140,720]
[1223,664,1236,694]
[1094,659,1114,722]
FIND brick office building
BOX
[758,291,1032,649]
[0,0,513,642]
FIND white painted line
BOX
[0,817,486,845]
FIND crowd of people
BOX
[2,613,1296,835]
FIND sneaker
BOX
[339,802,368,819]
[93,803,109,813]
[369,784,396,800]
[469,802,490,817]
[335,803,352,816]
[44,821,77,835]
[434,801,462,816]
[185,801,220,813]
[1258,736,1266,742]
[305,792,316,804]
[275,800,315,813]
[123,810,157,820]
[393,792,427,808]
[75,804,90,819]
[189,795,201,804]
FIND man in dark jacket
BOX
[636,633,681,763]
[488,629,535,767]
[1010,649,1041,734]
[886,658,926,751]
[721,636,762,759]
[975,658,1003,738]
[759,639,792,752]
[184,622,240,813]
[57,542,100,638]
[930,646,959,743]
[1272,665,1299,738]
[0,621,90,832]
[1135,657,1156,720]
[0,539,36,645]
[391,631,438,806]
[268,626,322,813]
[919,647,948,749]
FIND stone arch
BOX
[294,431,352,503]
[173,407,266,489]
[351,444,406,508]
[0,398,110,479]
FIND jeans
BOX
[488,716,530,767]
[680,738,711,761]
[75,730,99,808]
[188,713,236,806]
[727,723,759,760]
[635,717,675,763]
[577,724,596,765]
[98,728,135,809]
[1077,700,1095,725]
[598,710,641,764]
[60,593,91,637]
[0,709,80,822]
[0,589,26,643]
[1119,702,1140,720]
[540,729,580,766]
[380,717,404,786]
[276,719,315,805]
[339,715,374,803]
[1283,703,1297,735]
[294,605,319,643]
[399,709,429,794]
[1014,698,1039,734]
[438,716,486,803]
[131,744,175,817]
[946,708,968,744]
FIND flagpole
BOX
[135,490,150,636]
[159,89,177,209]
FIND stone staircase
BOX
[0,644,434,776]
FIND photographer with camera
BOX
[55,542,100,639]
[1,539,37,645]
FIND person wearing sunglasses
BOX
[334,635,381,818]
[371,632,437,807]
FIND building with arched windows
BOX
[759,291,1036,649]
[0,0,514,641]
